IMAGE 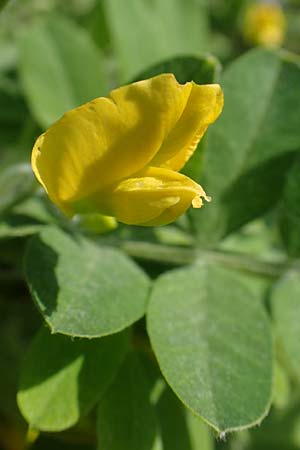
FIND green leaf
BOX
[0,163,36,214]
[0,196,58,239]
[272,270,300,381]
[102,0,209,81]
[147,263,273,433]
[191,49,300,243]
[24,227,150,337]
[18,327,128,431]
[18,14,108,128]
[156,387,213,450]
[97,353,160,450]
[0,192,58,239]
[0,216,43,239]
[279,156,300,257]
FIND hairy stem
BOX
[121,240,296,278]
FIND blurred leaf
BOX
[0,0,9,11]
[156,387,193,450]
[18,14,108,128]
[0,216,43,239]
[13,195,59,224]
[0,236,26,267]
[0,86,34,169]
[156,387,213,450]
[0,89,27,124]
[0,195,59,239]
[32,436,95,450]
[0,163,36,214]
[231,407,300,450]
[186,410,214,450]
[220,220,279,258]
[86,0,111,52]
[0,115,40,171]
[190,49,300,243]
[24,226,150,337]
[0,297,40,420]
[102,0,209,81]
[272,362,291,410]
[147,263,273,433]
[279,156,300,256]
[0,41,18,72]
[272,270,300,381]
[18,327,128,431]
[209,0,247,33]
[133,55,221,85]
[97,353,161,450]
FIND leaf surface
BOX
[97,353,160,450]
[18,14,107,127]
[147,263,273,432]
[24,227,150,337]
[18,328,128,431]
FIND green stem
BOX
[121,241,197,265]
[121,241,296,279]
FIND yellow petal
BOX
[32,74,194,209]
[150,83,223,171]
[74,167,210,226]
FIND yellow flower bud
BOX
[77,213,118,234]
[243,3,286,48]
[32,74,223,226]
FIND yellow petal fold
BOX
[150,83,223,171]
[74,167,209,226]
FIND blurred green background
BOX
[1,1,300,449]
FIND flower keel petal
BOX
[77,167,209,226]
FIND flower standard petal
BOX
[75,167,210,226]
[31,74,223,225]
[32,74,194,211]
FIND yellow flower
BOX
[243,3,286,48]
[32,74,223,226]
